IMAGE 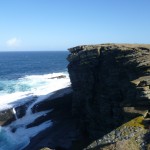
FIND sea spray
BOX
[0,121,52,150]
[0,51,70,149]
[0,72,70,150]
[0,72,70,111]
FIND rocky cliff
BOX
[67,44,150,149]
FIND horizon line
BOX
[0,50,68,52]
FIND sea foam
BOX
[0,72,70,110]
[0,72,71,150]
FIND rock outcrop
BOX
[67,44,150,142]
[23,88,78,150]
[86,116,150,150]
[0,87,76,150]
[0,100,33,126]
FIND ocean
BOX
[0,51,71,150]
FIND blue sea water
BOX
[0,51,71,150]
[0,51,69,96]
[0,51,69,80]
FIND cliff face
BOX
[67,44,150,139]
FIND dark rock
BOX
[0,99,35,126]
[27,91,73,128]
[48,75,66,79]
[23,88,78,150]
[67,44,150,139]
[0,108,15,126]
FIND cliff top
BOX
[68,43,150,53]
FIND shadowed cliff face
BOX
[67,44,150,139]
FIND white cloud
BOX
[6,38,21,48]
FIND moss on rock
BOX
[122,116,144,128]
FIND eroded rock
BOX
[68,44,150,139]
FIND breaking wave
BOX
[0,72,70,150]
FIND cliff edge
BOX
[67,44,150,149]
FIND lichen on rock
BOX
[86,116,149,150]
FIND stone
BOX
[0,99,35,126]
[40,148,54,150]
[49,75,66,79]
[0,108,15,125]
[67,44,150,139]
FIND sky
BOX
[0,0,150,51]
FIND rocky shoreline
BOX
[22,87,78,150]
[0,87,79,150]
[1,44,150,150]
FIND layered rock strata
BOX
[67,44,150,139]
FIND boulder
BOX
[0,108,15,126]
[48,75,66,79]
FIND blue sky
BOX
[0,0,150,51]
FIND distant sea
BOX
[0,51,69,80]
[0,51,70,109]
[0,51,71,150]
